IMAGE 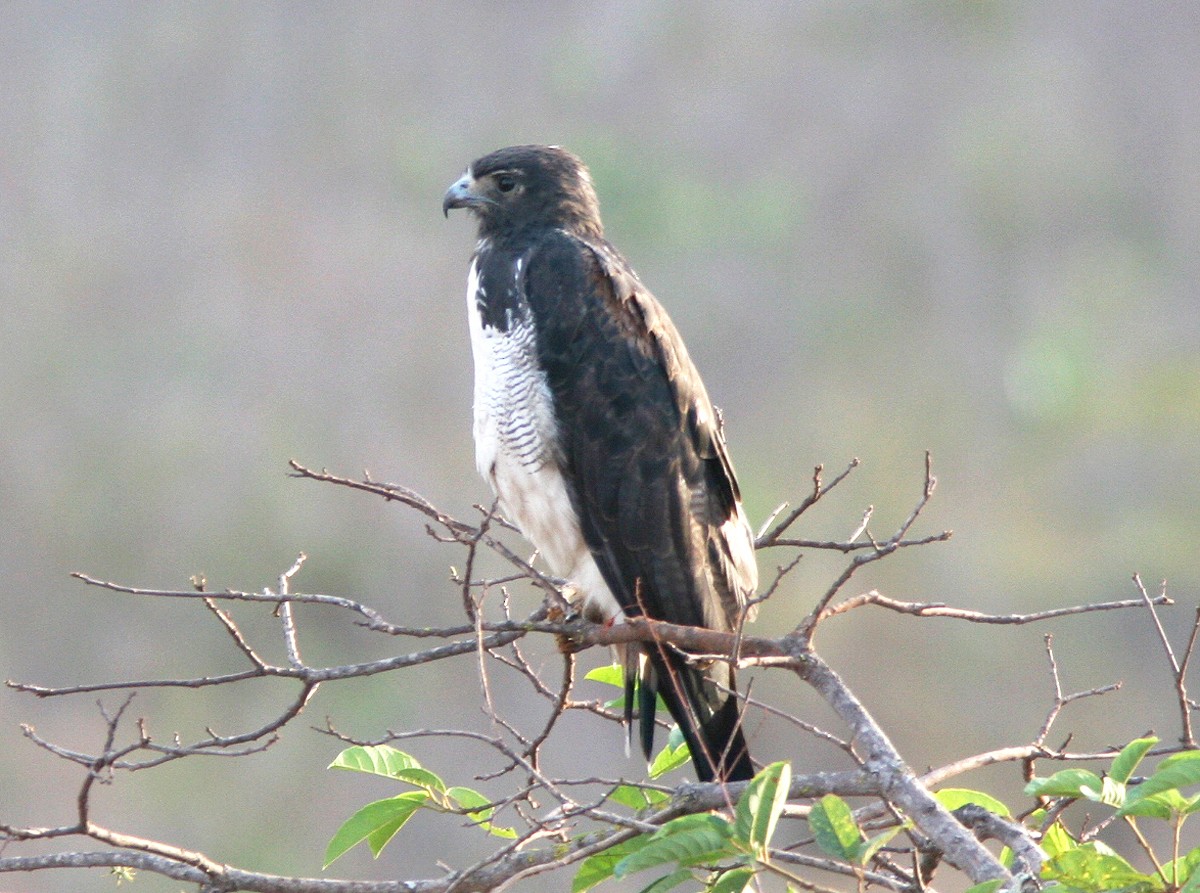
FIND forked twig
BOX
[756,458,861,547]
[1134,574,1196,746]
[1035,634,1121,748]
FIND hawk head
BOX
[443,145,604,242]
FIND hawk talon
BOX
[555,629,586,655]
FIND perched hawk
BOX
[443,145,757,782]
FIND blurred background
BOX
[2,3,1198,890]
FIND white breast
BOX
[466,259,622,622]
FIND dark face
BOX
[443,145,603,241]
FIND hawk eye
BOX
[495,173,517,193]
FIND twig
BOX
[756,458,861,548]
[762,532,952,553]
[1035,635,1121,748]
[739,690,853,755]
[822,590,1172,625]
[277,553,308,669]
[768,849,905,892]
[460,501,497,621]
[1135,575,1180,675]
[1134,575,1195,747]
[848,505,874,543]
[795,453,949,643]
[289,461,568,608]
[1180,607,1200,748]
[202,598,266,669]
[751,551,804,607]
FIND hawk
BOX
[443,145,757,782]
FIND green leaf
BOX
[648,736,691,778]
[961,882,1003,893]
[708,866,755,893]
[1042,844,1157,892]
[1025,769,1104,799]
[1123,751,1200,811]
[855,826,901,866]
[808,795,862,860]
[445,785,489,810]
[584,664,667,710]
[585,664,625,687]
[323,792,428,867]
[732,761,790,856]
[668,725,686,748]
[1118,789,1187,820]
[1179,848,1200,893]
[934,788,1011,818]
[615,814,735,878]
[584,664,636,709]
[636,868,695,893]
[610,784,670,811]
[395,766,447,794]
[330,748,448,796]
[1110,737,1159,783]
[445,786,518,839]
[573,835,652,892]
[1040,821,1078,858]
[1164,847,1200,891]
[1156,749,1200,773]
[329,744,423,779]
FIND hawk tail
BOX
[628,647,753,783]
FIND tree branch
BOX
[6,460,1190,893]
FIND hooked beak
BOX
[443,172,488,218]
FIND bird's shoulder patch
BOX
[580,240,664,351]
[583,240,706,415]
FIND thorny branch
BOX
[2,455,1192,893]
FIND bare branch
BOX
[277,552,309,669]
[289,461,568,608]
[69,570,403,632]
[755,457,861,548]
[847,504,874,543]
[6,461,1189,893]
[203,596,267,668]
[1180,606,1200,748]
[0,852,207,887]
[739,690,854,755]
[751,551,804,607]
[1034,634,1121,750]
[822,590,1172,625]
[794,454,950,643]
[954,804,1045,877]
[769,849,906,892]
[762,532,952,553]
[1134,574,1196,747]
[790,648,1009,885]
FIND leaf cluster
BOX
[325,745,516,867]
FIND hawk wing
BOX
[521,229,756,781]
